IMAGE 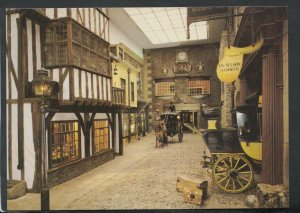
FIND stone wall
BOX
[47,149,114,188]
[145,44,221,129]
[142,49,154,131]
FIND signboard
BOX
[216,38,264,83]
[173,64,192,74]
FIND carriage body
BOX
[160,112,182,138]
[154,111,183,147]
[201,95,262,193]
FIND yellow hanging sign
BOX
[216,37,264,83]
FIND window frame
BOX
[92,119,110,154]
[188,79,211,95]
[48,120,81,168]
[155,81,175,97]
[45,18,110,76]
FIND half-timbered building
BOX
[6,8,124,192]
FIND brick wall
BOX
[145,43,221,129]
[48,149,114,187]
[219,31,236,128]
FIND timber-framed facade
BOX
[6,8,125,192]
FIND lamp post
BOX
[31,68,53,210]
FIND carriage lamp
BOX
[177,115,181,120]
[31,68,54,210]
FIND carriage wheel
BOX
[178,132,183,142]
[212,155,253,193]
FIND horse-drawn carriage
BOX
[155,111,183,148]
[201,95,262,193]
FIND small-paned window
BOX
[155,81,175,96]
[189,80,210,95]
[45,19,110,76]
[93,120,110,153]
[49,121,81,167]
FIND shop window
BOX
[130,113,136,134]
[93,120,110,153]
[189,80,210,95]
[49,121,81,167]
[122,113,129,137]
[131,82,135,102]
[155,81,175,96]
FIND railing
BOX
[112,87,125,105]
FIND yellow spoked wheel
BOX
[212,155,253,193]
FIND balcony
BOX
[112,87,126,106]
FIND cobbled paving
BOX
[68,133,251,209]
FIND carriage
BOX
[155,111,183,147]
[201,95,262,193]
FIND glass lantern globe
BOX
[32,68,53,97]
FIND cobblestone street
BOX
[8,132,252,210]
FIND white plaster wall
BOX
[93,74,97,99]
[81,71,86,98]
[12,104,21,180]
[109,20,143,58]
[84,8,89,29]
[52,112,78,121]
[63,70,70,100]
[26,19,33,82]
[45,8,54,19]
[103,78,107,100]
[71,8,77,20]
[99,76,103,100]
[95,10,99,36]
[58,8,67,18]
[23,103,35,188]
[11,14,19,100]
[35,24,41,70]
[52,68,59,82]
[74,68,79,97]
[87,72,92,98]
[91,8,95,32]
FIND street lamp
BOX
[31,68,53,210]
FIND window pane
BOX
[50,121,80,167]
[93,120,110,153]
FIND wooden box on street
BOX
[176,175,208,205]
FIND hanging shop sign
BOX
[216,37,264,83]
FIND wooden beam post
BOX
[118,113,123,155]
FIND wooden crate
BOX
[176,175,208,205]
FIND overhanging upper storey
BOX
[44,18,111,77]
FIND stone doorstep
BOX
[176,174,209,206]
[7,180,27,200]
